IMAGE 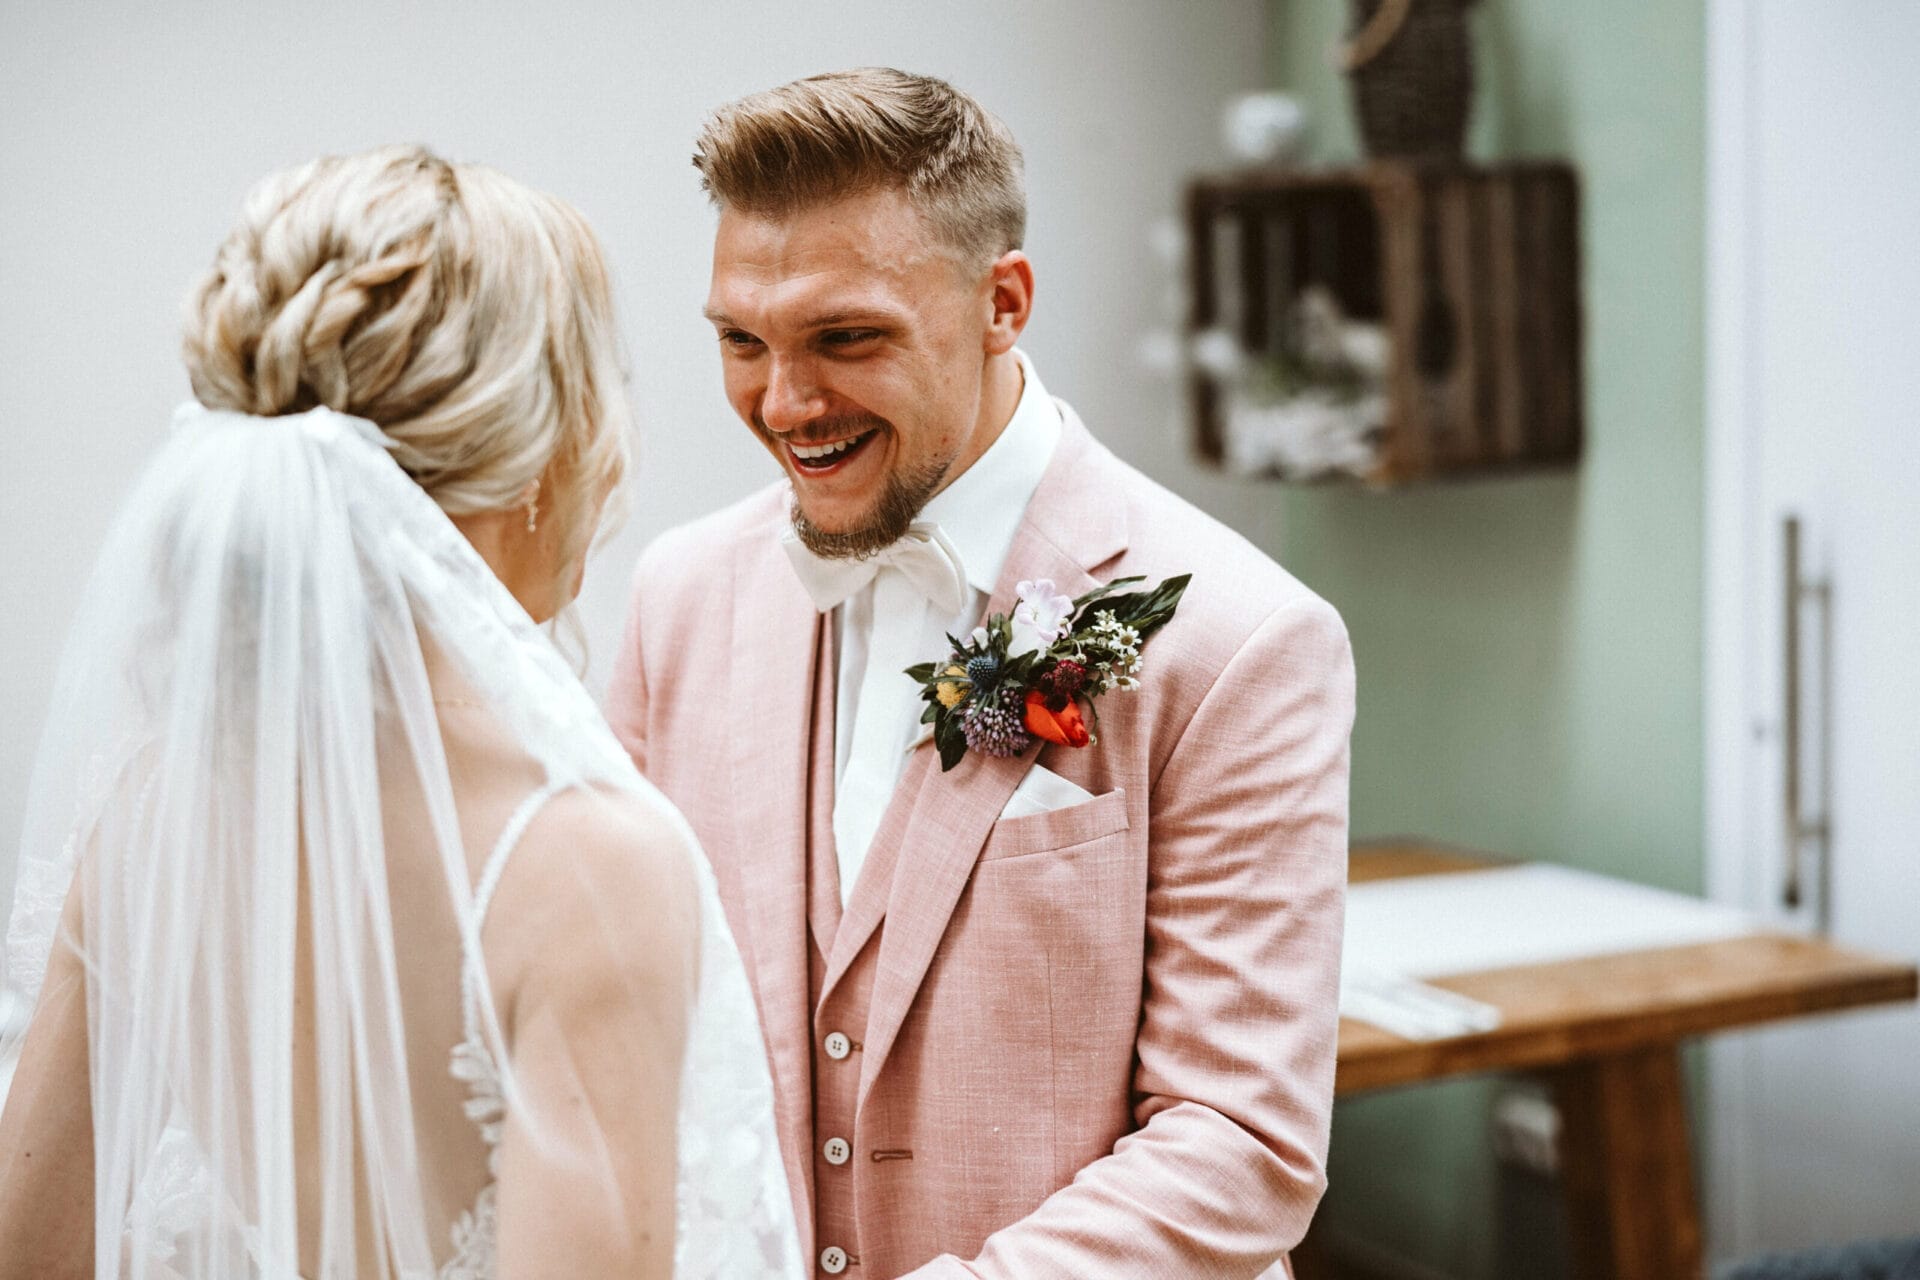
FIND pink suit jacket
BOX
[606,406,1353,1278]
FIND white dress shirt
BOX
[824,349,1062,903]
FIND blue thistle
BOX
[965,654,1000,692]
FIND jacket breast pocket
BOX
[976,786,1129,862]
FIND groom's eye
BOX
[819,329,881,351]
[718,329,763,353]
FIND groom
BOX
[608,68,1353,1279]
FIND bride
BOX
[0,146,802,1279]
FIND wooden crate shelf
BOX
[1186,161,1583,485]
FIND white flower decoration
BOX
[1013,578,1075,645]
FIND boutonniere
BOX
[905,573,1191,772]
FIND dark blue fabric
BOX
[1717,1238,1920,1280]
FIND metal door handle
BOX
[1782,515,1831,914]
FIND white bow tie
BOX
[781,521,971,617]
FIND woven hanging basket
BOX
[1342,0,1476,161]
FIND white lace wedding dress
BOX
[4,404,804,1279]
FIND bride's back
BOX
[293,686,651,1276]
[288,692,543,1276]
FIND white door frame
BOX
[1701,0,1765,1259]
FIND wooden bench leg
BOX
[1547,1045,1703,1280]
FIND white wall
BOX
[0,1,1271,913]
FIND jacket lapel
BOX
[725,533,824,1231]
[850,405,1129,1103]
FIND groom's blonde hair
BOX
[182,145,631,585]
[693,68,1026,270]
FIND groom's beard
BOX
[773,415,953,560]
[789,452,948,559]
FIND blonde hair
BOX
[183,145,630,580]
[693,67,1026,269]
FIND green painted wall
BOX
[1264,3,1706,1277]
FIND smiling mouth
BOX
[788,429,878,474]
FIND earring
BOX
[525,478,540,533]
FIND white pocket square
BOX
[998,765,1095,821]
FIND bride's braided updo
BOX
[183,145,629,579]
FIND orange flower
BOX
[1024,689,1091,748]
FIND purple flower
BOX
[962,686,1033,757]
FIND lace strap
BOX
[459,779,570,1052]
[472,779,568,929]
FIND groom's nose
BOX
[759,355,826,434]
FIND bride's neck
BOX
[450,507,559,624]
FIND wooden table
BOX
[1315,844,1919,1280]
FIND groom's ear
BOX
[981,250,1034,356]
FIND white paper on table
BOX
[1339,974,1506,1042]
[1338,862,1762,1041]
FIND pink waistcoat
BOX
[802,616,924,1272]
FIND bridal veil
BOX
[3,401,802,1278]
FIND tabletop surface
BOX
[1335,843,1920,1093]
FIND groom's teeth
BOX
[792,435,862,461]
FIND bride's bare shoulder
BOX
[483,785,703,1012]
